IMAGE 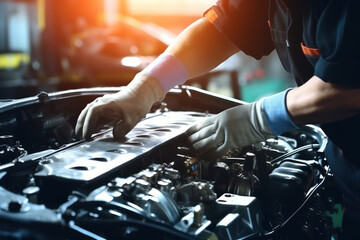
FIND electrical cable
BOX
[74,218,195,240]
[270,144,320,164]
[67,201,196,240]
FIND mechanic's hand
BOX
[186,100,274,157]
[75,73,165,139]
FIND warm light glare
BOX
[128,0,217,15]
[121,56,142,68]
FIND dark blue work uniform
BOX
[204,0,360,238]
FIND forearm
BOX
[165,18,239,79]
[287,76,360,125]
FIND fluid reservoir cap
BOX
[23,186,40,196]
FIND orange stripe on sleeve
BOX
[204,8,218,24]
[301,42,321,57]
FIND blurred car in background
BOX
[60,16,176,89]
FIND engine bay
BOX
[0,86,340,240]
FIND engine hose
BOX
[270,144,320,165]
[262,169,327,238]
[66,200,147,221]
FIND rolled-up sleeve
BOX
[204,0,274,59]
[314,1,360,87]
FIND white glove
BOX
[75,73,165,139]
[186,99,274,157]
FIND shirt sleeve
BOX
[203,0,274,60]
[314,1,360,87]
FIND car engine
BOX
[0,86,340,240]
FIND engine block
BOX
[0,86,335,240]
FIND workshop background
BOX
[0,0,294,101]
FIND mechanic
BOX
[76,0,360,238]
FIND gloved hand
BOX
[186,90,299,157]
[186,100,274,156]
[75,73,165,139]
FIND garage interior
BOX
[0,1,346,240]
